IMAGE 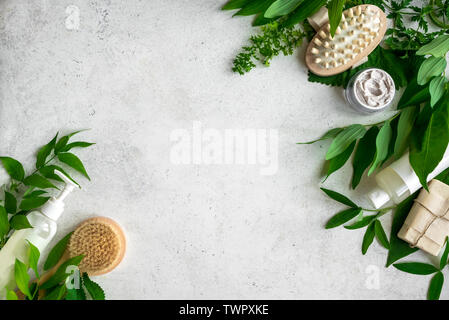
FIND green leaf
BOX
[40,255,84,289]
[352,126,379,189]
[83,273,106,300]
[397,77,430,109]
[417,56,446,85]
[264,0,303,18]
[36,133,57,169]
[362,222,375,255]
[282,0,327,27]
[0,206,9,239]
[325,207,362,229]
[60,142,95,153]
[410,100,449,190]
[43,284,67,300]
[54,130,88,154]
[440,238,449,270]
[40,165,80,187]
[368,121,392,176]
[4,191,17,214]
[387,195,419,267]
[394,106,419,159]
[222,0,252,10]
[326,124,366,160]
[325,140,355,180]
[394,262,439,275]
[0,157,25,181]
[26,240,40,279]
[6,290,18,300]
[19,196,50,211]
[57,153,90,180]
[234,0,275,16]
[14,259,31,299]
[416,34,449,57]
[429,76,447,107]
[297,128,342,144]
[66,287,87,300]
[10,215,32,230]
[23,173,57,189]
[23,190,47,199]
[328,0,345,37]
[320,187,358,207]
[428,271,444,300]
[44,232,74,271]
[344,214,377,230]
[374,220,390,249]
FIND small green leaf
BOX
[60,142,95,153]
[429,76,447,107]
[40,165,80,187]
[320,188,358,207]
[417,56,446,85]
[234,0,275,16]
[325,140,355,180]
[368,121,392,176]
[297,127,342,144]
[428,271,444,300]
[344,214,377,230]
[57,152,90,180]
[14,259,31,299]
[83,273,106,300]
[44,232,74,271]
[325,207,362,229]
[374,220,390,249]
[222,0,252,10]
[351,126,379,189]
[6,290,18,300]
[328,0,345,37]
[393,262,439,275]
[416,34,449,57]
[23,173,57,189]
[4,191,17,214]
[43,284,67,300]
[397,77,430,109]
[394,106,419,159]
[27,240,40,279]
[19,196,50,211]
[0,206,9,239]
[362,222,375,255]
[36,133,58,169]
[440,238,449,270]
[66,287,87,300]
[283,0,327,27]
[40,255,84,289]
[0,157,25,181]
[10,215,33,230]
[326,124,366,160]
[23,190,47,199]
[264,0,303,18]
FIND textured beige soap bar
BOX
[398,180,449,256]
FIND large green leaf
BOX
[320,188,358,207]
[44,232,73,271]
[352,126,379,189]
[325,140,355,180]
[36,133,58,169]
[27,240,40,279]
[40,255,84,289]
[374,220,390,249]
[325,124,366,160]
[344,214,377,230]
[0,157,25,181]
[264,0,303,18]
[234,0,275,16]
[10,215,32,230]
[57,152,90,180]
[325,207,362,229]
[23,173,57,189]
[328,0,345,37]
[0,206,9,239]
[222,0,253,10]
[394,262,439,275]
[4,191,17,214]
[429,76,447,107]
[368,121,392,176]
[283,0,327,27]
[362,222,375,255]
[19,196,50,211]
[428,272,444,300]
[416,34,449,57]
[410,100,449,190]
[14,259,31,299]
[417,56,446,85]
[397,77,430,109]
[394,106,419,159]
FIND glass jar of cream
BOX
[345,68,395,113]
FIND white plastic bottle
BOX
[0,171,78,298]
[368,148,449,209]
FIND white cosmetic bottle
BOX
[0,171,78,298]
[368,148,449,209]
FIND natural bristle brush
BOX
[306,5,387,76]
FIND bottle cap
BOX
[367,186,390,209]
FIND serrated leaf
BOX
[428,271,444,300]
[325,140,355,180]
[14,259,31,299]
[23,173,57,189]
[325,207,362,229]
[344,214,377,230]
[264,0,303,18]
[368,121,392,176]
[374,220,390,249]
[283,0,327,27]
[320,187,358,207]
[10,215,32,230]
[0,157,25,181]
[0,206,9,239]
[362,222,375,255]
[440,238,449,270]
[40,255,84,289]
[83,273,106,300]
[57,153,90,180]
[429,76,447,107]
[394,106,419,159]
[328,0,344,37]
[36,133,58,169]
[352,126,379,189]
[416,34,449,57]
[326,124,366,160]
[19,196,50,211]
[394,262,439,275]
[4,190,17,214]
[26,240,40,279]
[417,56,446,85]
[44,232,73,271]
[297,127,342,144]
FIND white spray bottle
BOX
[0,171,78,298]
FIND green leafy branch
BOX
[0,131,94,249]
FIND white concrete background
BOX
[0,0,442,299]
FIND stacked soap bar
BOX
[398,180,449,256]
[305,5,387,76]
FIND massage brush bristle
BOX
[306,4,386,76]
[67,217,126,276]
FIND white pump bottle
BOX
[0,171,78,298]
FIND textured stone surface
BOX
[0,0,440,299]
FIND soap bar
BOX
[307,7,329,31]
[398,179,449,256]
